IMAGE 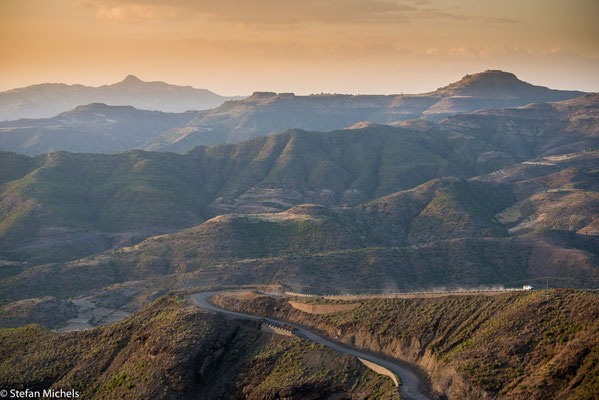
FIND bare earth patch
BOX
[288,300,360,314]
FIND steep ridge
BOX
[439,93,599,160]
[0,150,209,261]
[0,93,597,304]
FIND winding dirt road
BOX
[190,291,432,400]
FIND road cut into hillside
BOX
[190,291,432,400]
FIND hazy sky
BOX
[2,0,598,95]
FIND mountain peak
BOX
[476,69,517,78]
[433,69,538,98]
[120,75,144,85]
[459,70,519,84]
[445,70,522,88]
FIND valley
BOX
[1,90,597,265]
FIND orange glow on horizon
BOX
[1,0,598,95]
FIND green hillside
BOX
[0,124,515,263]
[1,151,597,304]
[0,94,597,316]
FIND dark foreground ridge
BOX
[0,293,399,399]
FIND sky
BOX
[1,0,598,95]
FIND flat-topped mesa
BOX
[465,69,519,81]
[67,103,136,112]
[246,91,278,100]
[244,91,296,102]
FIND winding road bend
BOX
[190,291,432,400]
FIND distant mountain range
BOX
[0,70,586,155]
[144,70,586,151]
[0,75,243,121]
